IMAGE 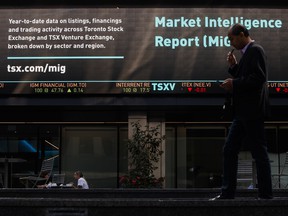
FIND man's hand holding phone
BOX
[227,49,237,67]
[220,78,233,92]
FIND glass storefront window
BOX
[165,127,176,188]
[276,127,288,188]
[61,126,119,188]
[0,123,286,189]
[181,127,226,188]
[118,127,128,183]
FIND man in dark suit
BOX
[211,24,273,200]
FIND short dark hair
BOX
[75,171,83,178]
[40,171,49,178]
[230,24,249,37]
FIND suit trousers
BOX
[221,118,273,198]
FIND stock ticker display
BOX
[0,8,287,95]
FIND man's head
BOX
[40,171,50,179]
[74,171,83,180]
[228,24,251,50]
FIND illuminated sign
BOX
[0,8,287,95]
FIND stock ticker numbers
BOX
[116,81,288,95]
[30,82,87,94]
[116,82,213,94]
[268,82,288,95]
[181,82,210,94]
[0,81,213,95]
[0,81,287,95]
[116,82,151,94]
[117,81,288,95]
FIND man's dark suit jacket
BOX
[228,42,270,120]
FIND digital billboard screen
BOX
[0,8,287,95]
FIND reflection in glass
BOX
[61,126,119,188]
